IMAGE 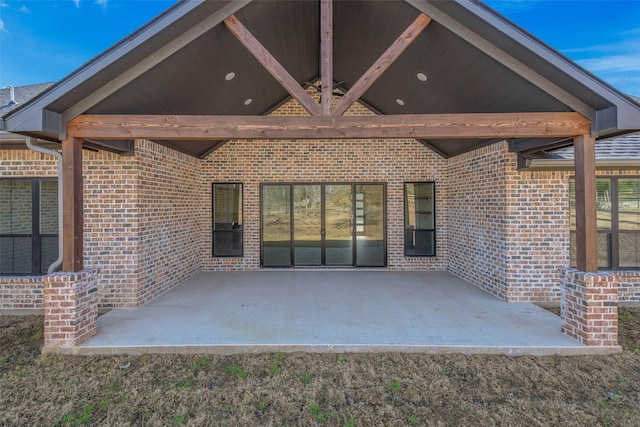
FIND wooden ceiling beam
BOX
[68,112,590,141]
[320,0,333,115]
[224,15,321,116]
[333,13,432,117]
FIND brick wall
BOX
[83,140,202,307]
[134,140,202,304]
[0,276,43,309]
[83,149,140,307]
[447,142,510,298]
[1,150,58,307]
[561,269,619,346]
[2,114,640,311]
[200,98,448,271]
[617,271,640,303]
[2,141,202,309]
[43,270,98,351]
[504,169,570,302]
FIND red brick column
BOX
[561,269,618,346]
[42,270,99,352]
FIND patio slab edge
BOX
[63,344,623,357]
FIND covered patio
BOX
[72,271,606,356]
[3,0,640,353]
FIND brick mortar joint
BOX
[561,268,620,281]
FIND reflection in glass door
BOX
[355,184,385,266]
[261,183,385,267]
[325,185,353,265]
[262,185,292,267]
[293,185,322,265]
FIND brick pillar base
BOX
[42,270,99,352]
[561,269,618,346]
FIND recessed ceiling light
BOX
[244,98,253,106]
[417,72,428,82]
[225,72,236,81]
[396,98,405,106]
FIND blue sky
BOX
[1,0,639,96]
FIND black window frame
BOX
[259,182,388,268]
[403,182,436,257]
[211,182,244,257]
[570,176,640,270]
[0,177,59,276]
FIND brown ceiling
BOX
[77,0,575,158]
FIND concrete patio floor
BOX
[73,271,619,356]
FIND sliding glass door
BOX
[293,184,322,266]
[325,184,353,266]
[261,183,385,267]
[262,185,292,267]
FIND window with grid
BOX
[212,183,243,257]
[404,182,436,256]
[570,177,640,269]
[1,179,59,275]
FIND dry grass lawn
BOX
[0,308,639,426]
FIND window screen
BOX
[1,179,58,275]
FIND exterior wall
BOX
[2,141,201,309]
[0,276,43,309]
[561,269,618,346]
[42,270,98,351]
[617,271,640,303]
[2,119,640,312]
[504,169,569,302]
[447,143,640,304]
[200,99,448,271]
[134,140,202,304]
[83,140,202,307]
[83,149,140,307]
[0,150,57,308]
[447,143,510,298]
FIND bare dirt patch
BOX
[1,309,639,426]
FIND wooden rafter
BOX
[67,112,590,141]
[333,13,432,117]
[224,15,321,116]
[320,0,333,115]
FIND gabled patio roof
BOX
[2,0,640,158]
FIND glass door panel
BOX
[293,185,322,265]
[262,185,292,267]
[354,184,385,266]
[325,185,353,265]
[261,183,386,267]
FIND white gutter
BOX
[26,137,63,274]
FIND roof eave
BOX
[1,0,213,138]
[443,0,640,134]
